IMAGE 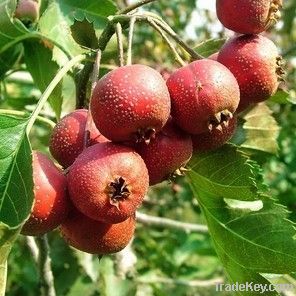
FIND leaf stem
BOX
[26,54,85,134]
[115,23,125,67]
[35,235,56,296]
[148,19,186,66]
[0,109,56,129]
[126,17,136,65]
[118,0,158,14]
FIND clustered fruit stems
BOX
[97,13,203,60]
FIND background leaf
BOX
[240,104,280,155]
[194,38,226,57]
[23,40,63,119]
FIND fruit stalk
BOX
[84,50,102,148]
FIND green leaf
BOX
[0,114,33,295]
[23,40,63,119]
[241,103,280,154]
[194,38,226,57]
[0,115,33,227]
[57,0,117,29]
[187,145,263,201]
[0,44,22,80]
[0,225,19,296]
[71,19,99,49]
[38,1,83,65]
[0,0,29,50]
[187,146,296,294]
[269,89,294,104]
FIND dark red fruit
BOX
[49,109,108,168]
[21,152,69,236]
[218,34,283,111]
[61,208,135,255]
[68,142,149,224]
[90,64,171,143]
[136,119,193,185]
[166,59,240,134]
[192,117,237,152]
[15,0,40,23]
[216,0,282,34]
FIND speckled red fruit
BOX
[192,117,237,152]
[21,152,69,236]
[15,0,40,23]
[90,64,171,143]
[68,142,149,224]
[216,0,282,34]
[61,208,135,254]
[166,59,240,134]
[218,34,283,111]
[136,119,193,185]
[49,109,108,168]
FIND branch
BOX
[118,0,157,14]
[136,212,208,233]
[137,276,224,287]
[25,236,39,264]
[36,235,56,296]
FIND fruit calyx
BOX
[107,177,131,208]
[276,56,285,81]
[134,127,156,144]
[208,109,233,132]
[169,166,189,181]
[266,0,282,29]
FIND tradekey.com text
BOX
[216,282,295,294]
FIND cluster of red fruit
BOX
[21,0,284,255]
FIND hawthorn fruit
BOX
[218,34,283,111]
[136,119,193,185]
[67,142,149,224]
[166,59,240,134]
[49,109,108,168]
[90,64,171,143]
[61,208,135,255]
[21,151,69,236]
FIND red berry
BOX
[90,64,171,143]
[15,0,40,23]
[61,208,135,255]
[49,109,108,168]
[166,59,240,134]
[216,0,282,34]
[218,35,283,111]
[192,117,237,152]
[68,142,149,224]
[21,152,69,236]
[136,119,193,185]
